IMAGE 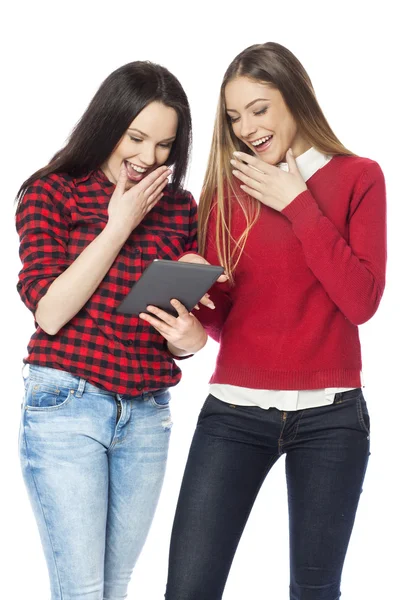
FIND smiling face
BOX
[102,101,178,189]
[224,77,310,165]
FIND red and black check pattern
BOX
[16,169,198,395]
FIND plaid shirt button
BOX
[16,169,199,395]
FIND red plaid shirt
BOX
[16,169,198,395]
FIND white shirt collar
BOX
[278,147,332,182]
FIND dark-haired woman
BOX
[161,43,387,599]
[16,61,209,600]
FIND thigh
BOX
[103,389,172,600]
[285,389,370,600]
[20,373,112,600]
[165,395,280,600]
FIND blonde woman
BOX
[150,43,386,599]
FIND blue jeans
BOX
[165,390,370,600]
[19,365,172,600]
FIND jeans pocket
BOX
[24,382,73,411]
[149,389,171,409]
[356,394,370,435]
[197,395,214,422]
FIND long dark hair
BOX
[16,61,192,205]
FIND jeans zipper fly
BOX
[116,399,122,424]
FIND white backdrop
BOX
[2,1,398,598]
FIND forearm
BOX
[35,223,130,334]
[282,189,386,325]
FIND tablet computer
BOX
[116,259,224,317]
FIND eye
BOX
[129,135,142,143]
[227,115,240,124]
[254,107,268,116]
[159,142,173,149]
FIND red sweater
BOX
[197,156,386,390]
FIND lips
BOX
[124,160,148,182]
[250,135,273,153]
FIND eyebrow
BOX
[128,128,176,142]
[226,98,270,113]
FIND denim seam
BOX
[277,415,287,455]
[22,420,64,599]
[197,396,212,421]
[356,396,370,436]
[282,410,305,446]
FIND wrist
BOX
[103,221,132,246]
[190,331,208,353]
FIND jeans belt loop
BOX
[76,377,87,398]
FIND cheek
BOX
[281,117,298,142]
[156,148,172,165]
[230,123,240,138]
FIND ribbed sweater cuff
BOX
[281,190,316,222]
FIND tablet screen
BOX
[116,259,224,317]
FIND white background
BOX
[1,1,398,598]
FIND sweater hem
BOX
[209,367,362,390]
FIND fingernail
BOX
[230,159,236,165]
[208,301,215,309]
[289,148,294,156]
[233,151,240,156]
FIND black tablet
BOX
[116,259,224,317]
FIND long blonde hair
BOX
[198,42,354,283]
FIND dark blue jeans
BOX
[165,389,370,600]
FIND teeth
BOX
[252,135,272,147]
[128,162,147,173]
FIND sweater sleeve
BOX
[16,178,71,314]
[281,161,386,325]
[195,206,233,342]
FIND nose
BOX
[239,116,257,139]
[139,144,157,167]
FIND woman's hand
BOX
[107,165,171,237]
[139,299,207,354]
[178,253,228,310]
[230,148,307,212]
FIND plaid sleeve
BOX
[165,192,199,360]
[185,193,198,252]
[16,177,71,314]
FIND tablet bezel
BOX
[116,259,224,317]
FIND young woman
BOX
[16,61,209,600]
[158,43,386,599]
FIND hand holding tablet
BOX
[116,259,225,317]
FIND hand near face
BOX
[107,165,171,237]
[231,148,307,212]
[139,299,207,354]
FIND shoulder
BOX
[21,172,75,204]
[330,155,384,184]
[163,184,198,210]
[18,172,75,221]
